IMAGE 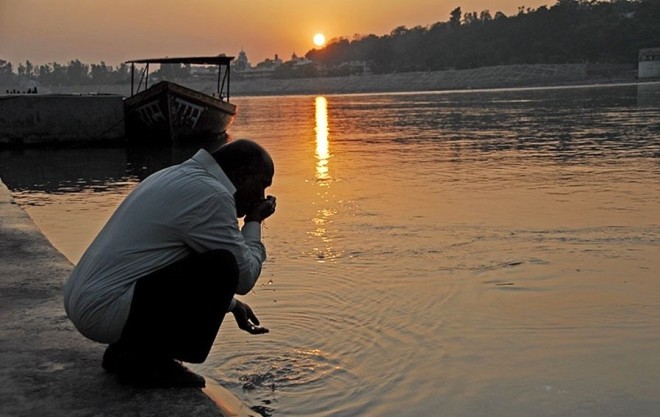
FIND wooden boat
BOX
[124,55,237,143]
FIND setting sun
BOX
[313,33,326,47]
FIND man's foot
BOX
[116,354,206,388]
[102,343,122,373]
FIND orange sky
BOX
[1,0,552,68]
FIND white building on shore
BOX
[639,48,660,79]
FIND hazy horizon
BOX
[2,0,551,68]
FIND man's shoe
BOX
[117,355,206,388]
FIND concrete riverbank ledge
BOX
[0,178,252,417]
[0,94,126,146]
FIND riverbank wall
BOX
[0,177,256,417]
[0,94,125,146]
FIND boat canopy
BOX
[126,55,234,65]
[126,55,235,98]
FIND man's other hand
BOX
[231,299,270,334]
[245,195,277,223]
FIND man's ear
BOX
[225,166,248,188]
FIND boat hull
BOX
[124,81,236,143]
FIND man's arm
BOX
[184,192,267,294]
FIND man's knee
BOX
[196,249,239,289]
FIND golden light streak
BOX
[314,96,330,182]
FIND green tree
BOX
[90,61,111,84]
[480,10,493,22]
[110,63,131,84]
[0,60,15,85]
[67,59,90,84]
[154,63,191,80]
[450,7,462,28]
[17,60,36,80]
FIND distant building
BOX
[639,48,660,79]
[233,49,251,72]
[242,54,283,79]
[232,51,320,80]
[290,53,312,67]
[253,54,282,70]
[190,65,216,78]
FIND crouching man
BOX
[64,139,276,388]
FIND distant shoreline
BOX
[3,63,641,98]
[231,63,639,97]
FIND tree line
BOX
[306,0,660,74]
[0,59,132,87]
[0,56,202,87]
[2,0,659,86]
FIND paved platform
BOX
[0,178,254,417]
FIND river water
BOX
[1,83,660,417]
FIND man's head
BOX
[211,139,274,217]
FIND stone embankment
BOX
[0,179,255,417]
[0,94,125,146]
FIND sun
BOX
[313,33,326,47]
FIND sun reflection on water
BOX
[310,96,340,261]
[314,96,330,183]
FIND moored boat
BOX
[124,55,237,143]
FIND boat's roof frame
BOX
[126,55,235,98]
[126,55,235,66]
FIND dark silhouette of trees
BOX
[449,7,462,28]
[152,63,192,81]
[2,59,131,86]
[3,0,659,86]
[0,60,15,84]
[306,0,660,73]
[66,60,89,84]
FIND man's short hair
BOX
[211,139,273,178]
